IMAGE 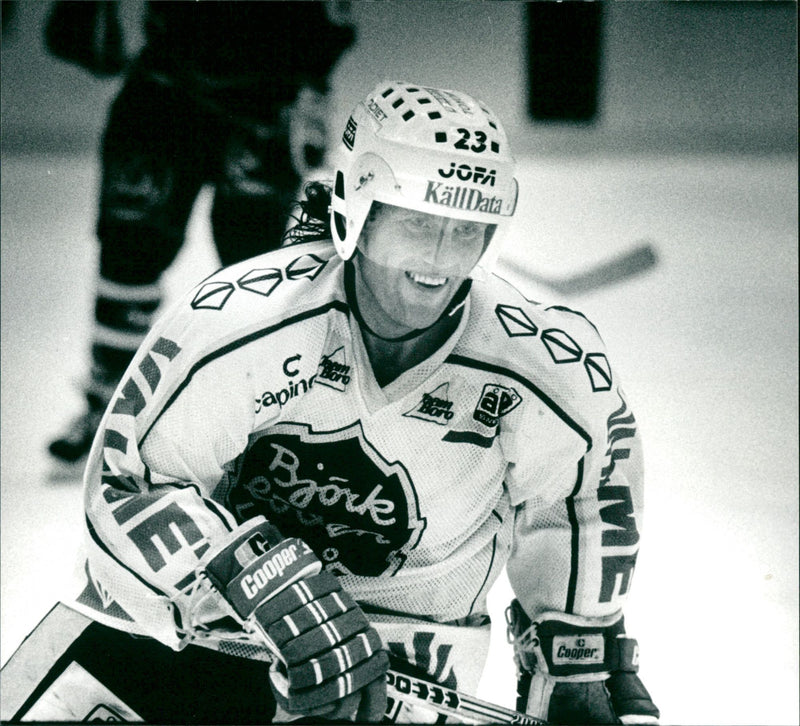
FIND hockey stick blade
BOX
[501,241,658,295]
[386,669,545,724]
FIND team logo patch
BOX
[473,384,521,428]
[228,422,426,577]
[403,383,455,425]
[316,346,352,391]
[552,635,605,666]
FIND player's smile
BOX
[405,270,449,288]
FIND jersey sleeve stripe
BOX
[565,457,585,614]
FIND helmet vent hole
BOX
[392,98,404,109]
[428,111,442,120]
[381,87,394,98]
[402,110,415,121]
[434,132,447,143]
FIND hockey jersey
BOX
[71,239,645,696]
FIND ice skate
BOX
[47,395,107,478]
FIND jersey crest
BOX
[227,422,426,577]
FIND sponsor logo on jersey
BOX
[403,382,455,424]
[438,163,497,186]
[229,422,426,577]
[343,116,357,150]
[255,355,315,412]
[473,383,521,427]
[598,393,640,603]
[316,346,351,391]
[424,182,504,214]
[552,635,605,666]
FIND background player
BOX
[46,1,356,469]
[2,82,660,724]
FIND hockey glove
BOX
[201,517,388,722]
[507,600,659,725]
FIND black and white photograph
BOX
[1,2,797,724]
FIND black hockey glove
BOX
[202,517,389,722]
[507,600,659,725]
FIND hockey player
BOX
[47,1,356,468]
[2,82,660,724]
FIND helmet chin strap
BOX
[344,260,471,343]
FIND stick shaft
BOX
[386,669,545,724]
[499,241,658,295]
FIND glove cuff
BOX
[508,604,640,680]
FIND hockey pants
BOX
[88,64,301,408]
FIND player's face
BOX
[354,205,492,334]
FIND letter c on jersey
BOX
[283,355,302,377]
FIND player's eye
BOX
[402,215,434,234]
[453,222,482,241]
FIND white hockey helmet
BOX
[331,81,518,275]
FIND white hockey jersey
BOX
[71,239,645,696]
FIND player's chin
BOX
[399,295,456,330]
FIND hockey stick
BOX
[499,241,658,295]
[386,669,545,724]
